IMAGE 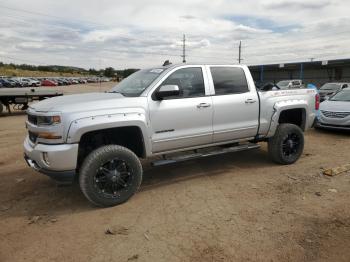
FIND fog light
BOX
[42,152,50,166]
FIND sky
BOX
[0,0,350,69]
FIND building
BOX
[248,58,350,87]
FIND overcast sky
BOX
[0,0,349,69]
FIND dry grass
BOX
[0,67,87,77]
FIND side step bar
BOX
[151,143,260,167]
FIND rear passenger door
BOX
[207,66,259,142]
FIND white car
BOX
[316,88,350,130]
[21,78,41,87]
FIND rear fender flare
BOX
[267,100,309,137]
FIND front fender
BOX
[66,112,151,156]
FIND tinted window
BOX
[161,67,205,98]
[210,67,248,95]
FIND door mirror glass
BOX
[156,85,180,100]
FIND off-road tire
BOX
[79,145,142,207]
[0,102,3,114]
[268,123,304,165]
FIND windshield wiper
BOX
[108,91,125,96]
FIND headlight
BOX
[37,115,61,125]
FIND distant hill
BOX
[0,61,139,78]
[0,62,90,77]
[0,67,87,77]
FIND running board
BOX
[151,143,260,167]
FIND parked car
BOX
[54,79,65,86]
[71,79,79,84]
[6,79,18,87]
[24,64,318,207]
[277,80,304,89]
[315,87,350,130]
[11,78,27,87]
[0,79,14,87]
[318,82,349,102]
[21,78,41,87]
[41,79,58,86]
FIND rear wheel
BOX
[79,145,142,207]
[0,102,3,114]
[268,124,304,165]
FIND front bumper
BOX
[316,112,350,131]
[23,136,79,183]
[315,120,350,131]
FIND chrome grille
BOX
[321,110,350,118]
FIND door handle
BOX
[245,99,257,104]
[197,103,211,108]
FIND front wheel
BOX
[79,145,143,207]
[268,124,304,165]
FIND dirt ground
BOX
[0,83,349,262]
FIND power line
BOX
[3,2,350,54]
[0,4,105,28]
[186,28,350,58]
[2,3,350,65]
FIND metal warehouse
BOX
[249,58,350,87]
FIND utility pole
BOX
[238,40,242,64]
[182,34,186,63]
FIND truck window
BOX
[161,67,205,98]
[210,67,249,95]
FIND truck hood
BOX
[29,92,147,113]
[320,100,350,111]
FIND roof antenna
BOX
[163,60,172,66]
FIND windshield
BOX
[320,83,341,90]
[110,68,165,97]
[329,90,350,101]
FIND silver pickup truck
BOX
[24,64,318,207]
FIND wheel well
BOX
[77,126,145,169]
[278,108,306,130]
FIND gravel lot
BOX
[0,83,349,262]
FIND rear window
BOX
[210,67,249,95]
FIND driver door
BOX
[148,66,213,153]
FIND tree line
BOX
[0,62,139,78]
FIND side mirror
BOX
[155,85,180,100]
